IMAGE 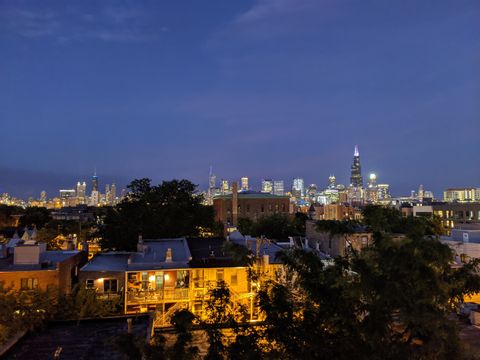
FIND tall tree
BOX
[100,179,218,251]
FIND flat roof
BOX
[214,191,289,200]
[0,250,81,272]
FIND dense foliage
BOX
[100,179,220,251]
[0,284,121,345]
[122,206,480,359]
[237,212,307,239]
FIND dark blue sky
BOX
[0,0,479,199]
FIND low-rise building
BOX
[213,186,290,227]
[79,235,284,327]
[0,240,87,294]
[305,220,372,257]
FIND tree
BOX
[254,219,480,360]
[241,213,305,239]
[18,207,51,229]
[100,179,218,251]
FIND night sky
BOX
[0,0,479,199]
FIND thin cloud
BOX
[234,0,313,24]
[0,3,165,42]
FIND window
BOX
[216,269,224,283]
[230,272,238,286]
[361,236,368,246]
[20,278,38,290]
[193,269,204,288]
[141,272,148,290]
[86,279,94,289]
[104,279,118,293]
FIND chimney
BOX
[137,234,144,252]
[232,181,238,227]
[263,254,269,266]
[165,248,173,262]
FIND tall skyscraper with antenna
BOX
[92,170,98,192]
[350,145,363,187]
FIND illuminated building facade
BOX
[79,237,284,327]
[241,177,249,191]
[261,179,274,194]
[444,188,480,203]
[292,178,305,199]
[273,180,284,196]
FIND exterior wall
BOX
[0,252,86,294]
[0,269,58,291]
[432,203,480,232]
[323,204,356,220]
[58,252,87,294]
[79,270,125,294]
[214,196,290,225]
[305,220,372,257]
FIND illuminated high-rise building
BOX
[111,183,117,204]
[377,184,390,200]
[241,177,249,191]
[350,145,363,188]
[207,166,217,204]
[273,180,284,196]
[292,178,305,198]
[220,179,229,194]
[307,184,317,200]
[76,181,86,198]
[366,173,378,203]
[39,190,47,202]
[328,175,336,189]
[261,179,274,194]
[92,171,99,192]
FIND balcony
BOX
[127,288,190,303]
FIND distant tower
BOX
[207,166,217,204]
[350,145,363,187]
[418,184,425,202]
[92,170,98,192]
[221,179,229,194]
[240,177,249,191]
[111,183,117,205]
[292,178,305,198]
[273,180,284,196]
[307,184,317,199]
[328,175,336,189]
[261,179,273,194]
[40,190,47,202]
[368,173,377,188]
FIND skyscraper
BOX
[273,180,284,196]
[241,177,249,191]
[207,166,216,204]
[111,183,117,205]
[350,145,363,188]
[328,175,336,189]
[221,179,229,194]
[92,171,99,192]
[76,181,86,198]
[261,179,274,194]
[292,178,305,198]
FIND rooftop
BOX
[0,250,81,271]
[214,191,289,200]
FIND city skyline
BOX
[1,1,479,198]
[0,145,437,200]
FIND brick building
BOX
[213,183,291,226]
